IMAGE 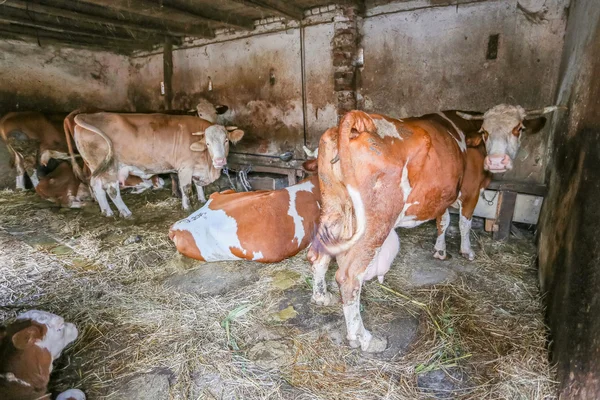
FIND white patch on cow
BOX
[16,175,25,190]
[16,310,78,363]
[171,199,244,261]
[57,389,86,400]
[451,191,462,209]
[459,211,475,261]
[373,118,402,139]
[285,180,315,247]
[252,251,264,261]
[438,112,467,152]
[30,171,39,188]
[434,209,451,256]
[394,160,425,228]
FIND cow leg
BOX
[336,236,390,352]
[90,177,113,217]
[178,170,194,210]
[170,174,181,198]
[433,209,450,260]
[29,170,39,188]
[309,249,335,306]
[459,196,478,261]
[195,182,206,203]
[106,181,132,218]
[13,151,27,190]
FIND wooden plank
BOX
[228,152,306,169]
[230,0,305,20]
[163,37,173,110]
[493,190,517,241]
[75,0,215,38]
[485,218,496,232]
[1,0,182,37]
[487,180,547,196]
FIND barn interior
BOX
[0,0,598,399]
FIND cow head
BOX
[457,104,563,173]
[14,310,78,361]
[190,125,244,169]
[193,98,229,124]
[35,161,91,208]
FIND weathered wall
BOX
[360,0,568,183]
[0,40,133,114]
[128,13,338,158]
[537,0,600,397]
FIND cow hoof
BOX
[461,251,475,261]
[120,210,133,219]
[433,249,447,260]
[364,335,388,353]
[312,292,337,306]
[102,210,114,217]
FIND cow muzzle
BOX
[484,154,512,173]
[213,157,227,168]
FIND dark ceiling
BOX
[0,0,362,53]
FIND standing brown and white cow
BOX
[309,105,561,352]
[0,112,70,190]
[73,112,244,217]
[169,157,320,263]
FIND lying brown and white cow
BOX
[0,112,70,190]
[72,111,244,217]
[35,160,92,208]
[169,158,320,263]
[309,104,561,352]
[0,310,85,400]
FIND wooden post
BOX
[163,37,173,111]
[493,190,517,241]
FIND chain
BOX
[222,167,236,191]
[480,189,499,206]
[222,166,253,192]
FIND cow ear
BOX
[466,134,483,147]
[12,325,44,350]
[302,159,318,172]
[215,105,229,115]
[190,140,207,152]
[523,116,547,134]
[227,129,244,144]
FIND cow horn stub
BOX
[191,131,205,136]
[525,105,567,117]
[456,111,484,121]
[303,145,318,158]
[225,126,238,132]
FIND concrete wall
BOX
[0,40,133,114]
[537,0,600,397]
[128,15,338,158]
[360,0,569,183]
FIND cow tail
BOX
[73,115,114,177]
[318,111,375,255]
[64,113,86,182]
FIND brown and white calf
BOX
[72,112,244,217]
[35,161,91,208]
[0,310,85,400]
[0,112,70,190]
[309,105,560,352]
[169,159,320,263]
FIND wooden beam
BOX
[487,180,547,196]
[1,0,183,38]
[0,12,151,43]
[163,37,173,111]
[230,0,305,20]
[493,190,518,241]
[75,0,215,38]
[0,25,153,52]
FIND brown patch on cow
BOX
[0,319,52,398]
[169,229,205,261]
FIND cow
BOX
[169,157,320,263]
[0,310,85,400]
[0,112,70,190]
[72,111,244,217]
[309,105,561,352]
[35,160,91,208]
